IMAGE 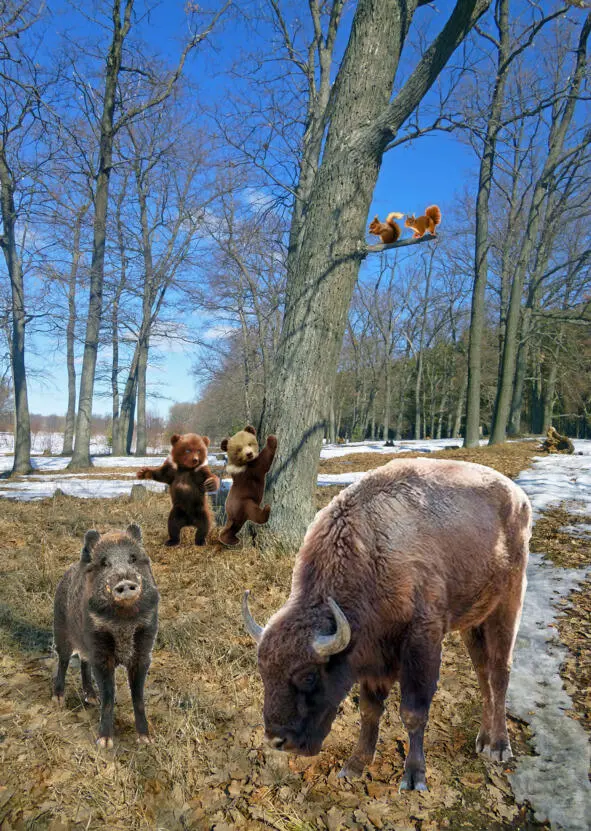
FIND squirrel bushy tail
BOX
[425,205,441,229]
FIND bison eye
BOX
[295,672,318,693]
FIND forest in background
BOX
[0,2,589,526]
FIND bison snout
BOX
[113,579,141,603]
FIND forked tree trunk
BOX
[261,0,490,545]
[0,149,32,474]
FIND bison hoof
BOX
[338,758,366,779]
[479,740,513,763]
[84,692,98,706]
[96,736,114,750]
[52,693,65,708]
[399,770,428,792]
[137,733,153,745]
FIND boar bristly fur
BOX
[243,458,531,791]
[53,524,159,748]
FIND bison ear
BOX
[220,438,228,452]
[81,529,100,563]
[170,433,180,445]
[244,425,257,436]
[126,523,142,543]
[202,436,210,448]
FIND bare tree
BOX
[68,0,229,469]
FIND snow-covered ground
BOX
[319,437,483,458]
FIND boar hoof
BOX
[399,770,428,792]
[52,693,65,708]
[338,758,366,779]
[137,733,153,745]
[96,736,114,750]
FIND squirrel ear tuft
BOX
[170,433,180,445]
[244,425,257,436]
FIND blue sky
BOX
[24,0,478,418]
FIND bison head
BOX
[243,591,353,756]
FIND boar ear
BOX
[202,436,210,447]
[81,529,101,563]
[244,425,257,436]
[220,438,228,452]
[170,433,180,445]
[126,523,142,543]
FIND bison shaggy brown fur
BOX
[243,457,531,792]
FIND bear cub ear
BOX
[126,523,142,542]
[202,436,210,448]
[244,425,257,436]
[220,438,229,452]
[170,433,181,445]
[81,529,101,563]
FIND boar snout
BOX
[112,578,141,604]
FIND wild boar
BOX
[53,524,159,748]
[243,458,531,791]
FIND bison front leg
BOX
[398,632,442,792]
[338,680,391,778]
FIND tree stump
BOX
[540,426,575,454]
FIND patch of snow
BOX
[319,438,479,459]
[507,441,591,829]
[0,478,166,501]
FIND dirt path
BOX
[0,442,588,830]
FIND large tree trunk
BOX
[0,150,32,474]
[464,0,510,447]
[135,336,149,454]
[261,0,490,545]
[69,0,132,469]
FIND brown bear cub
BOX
[219,425,277,546]
[53,524,159,748]
[137,433,220,546]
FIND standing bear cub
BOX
[219,426,277,546]
[137,433,220,546]
[53,524,159,748]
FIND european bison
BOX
[243,458,531,791]
[53,524,159,748]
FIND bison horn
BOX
[242,590,264,643]
[312,597,351,658]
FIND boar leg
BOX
[52,643,72,707]
[338,679,391,778]
[80,660,98,705]
[128,631,153,742]
[398,630,442,792]
[93,661,116,749]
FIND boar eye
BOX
[100,556,109,567]
[129,553,136,563]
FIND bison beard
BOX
[243,458,531,792]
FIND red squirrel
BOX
[368,212,404,244]
[404,205,441,238]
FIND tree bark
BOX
[62,204,89,456]
[0,149,31,474]
[464,0,510,447]
[489,14,590,444]
[261,0,490,544]
[69,0,133,469]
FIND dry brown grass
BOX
[0,445,571,830]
